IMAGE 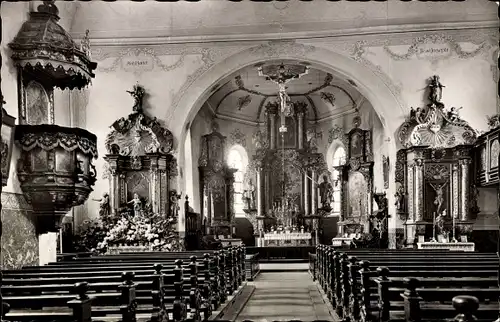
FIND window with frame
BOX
[227,147,246,217]
[331,147,346,216]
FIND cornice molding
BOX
[215,113,261,126]
[76,20,498,47]
[316,107,358,124]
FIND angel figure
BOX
[126,84,146,113]
[447,107,463,122]
[127,193,143,217]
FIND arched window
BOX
[331,147,346,216]
[227,145,248,218]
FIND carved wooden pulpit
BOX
[103,85,176,216]
[199,122,237,237]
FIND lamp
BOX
[1,107,16,187]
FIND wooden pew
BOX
[3,259,208,320]
[314,245,499,322]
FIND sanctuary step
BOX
[235,272,334,321]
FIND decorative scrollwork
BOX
[15,124,98,158]
[105,86,174,156]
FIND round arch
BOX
[226,144,249,171]
[325,139,347,171]
[171,42,405,242]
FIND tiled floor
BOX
[236,272,334,322]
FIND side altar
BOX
[97,84,182,252]
[396,75,479,246]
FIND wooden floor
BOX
[235,272,335,321]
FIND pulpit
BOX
[396,75,478,245]
[199,122,237,237]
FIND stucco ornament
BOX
[105,85,174,156]
[249,40,316,58]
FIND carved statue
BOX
[435,209,447,235]
[126,84,146,113]
[80,29,91,58]
[394,187,406,213]
[170,191,181,218]
[306,128,318,151]
[430,182,446,216]
[248,179,256,209]
[318,175,333,209]
[92,192,110,221]
[428,75,445,107]
[127,193,143,217]
[447,107,462,122]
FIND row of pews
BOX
[1,246,255,322]
[313,245,500,322]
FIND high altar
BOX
[396,76,479,247]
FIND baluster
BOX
[150,263,165,322]
[219,249,227,302]
[226,247,234,294]
[173,259,187,321]
[348,256,361,321]
[376,267,390,322]
[119,271,137,322]
[401,277,422,322]
[241,244,247,282]
[212,251,221,308]
[340,253,351,319]
[452,296,479,322]
[326,247,333,300]
[188,256,201,321]
[335,253,347,316]
[67,282,93,322]
[202,253,213,320]
[233,246,239,290]
[358,260,372,322]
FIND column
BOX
[459,159,471,221]
[206,190,212,234]
[264,170,271,213]
[414,159,424,222]
[311,170,318,215]
[304,171,310,215]
[451,164,459,220]
[109,170,119,215]
[297,112,304,150]
[270,114,276,149]
[257,168,264,217]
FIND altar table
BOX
[261,232,312,247]
[417,242,475,252]
[331,237,354,247]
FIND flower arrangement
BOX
[73,200,182,253]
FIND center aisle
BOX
[235,272,335,321]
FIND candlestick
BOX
[451,212,457,243]
[430,212,437,242]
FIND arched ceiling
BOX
[204,60,364,124]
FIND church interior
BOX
[0,1,499,321]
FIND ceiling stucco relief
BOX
[92,47,187,75]
[211,64,359,124]
[229,128,247,148]
[382,33,494,63]
[248,41,316,59]
[167,45,251,125]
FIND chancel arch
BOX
[172,44,405,244]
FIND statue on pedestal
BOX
[318,175,333,209]
[126,84,146,113]
[92,192,110,223]
[127,193,143,217]
[428,75,445,108]
[248,179,256,209]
